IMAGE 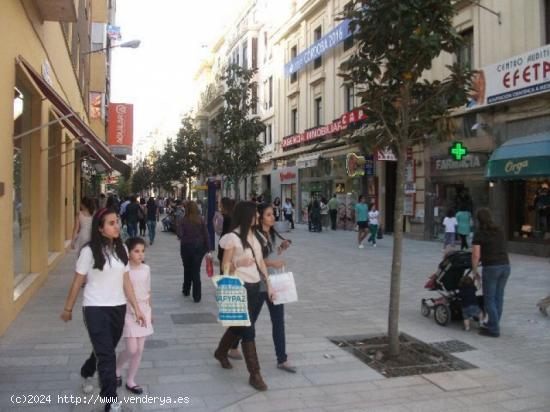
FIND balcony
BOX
[33,0,76,22]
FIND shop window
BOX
[462,112,477,138]
[313,26,322,69]
[290,46,298,83]
[457,28,473,70]
[48,113,62,257]
[345,84,354,112]
[291,108,298,134]
[13,84,32,281]
[266,124,273,145]
[509,179,550,241]
[315,97,323,126]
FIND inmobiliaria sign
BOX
[282,108,367,150]
[108,103,133,156]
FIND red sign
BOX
[108,103,133,155]
[282,108,368,150]
[280,171,296,182]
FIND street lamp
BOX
[85,40,141,54]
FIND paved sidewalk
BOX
[0,222,549,412]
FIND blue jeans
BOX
[368,224,378,244]
[147,220,156,243]
[482,264,511,334]
[231,291,287,363]
[127,222,138,238]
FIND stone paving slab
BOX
[0,222,549,411]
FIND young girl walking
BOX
[116,237,154,394]
[61,208,145,412]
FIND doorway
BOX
[385,161,397,232]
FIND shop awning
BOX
[486,132,550,179]
[16,56,130,175]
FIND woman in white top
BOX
[71,197,95,251]
[367,203,380,247]
[61,207,145,412]
[215,201,273,391]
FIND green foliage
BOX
[131,160,153,194]
[211,63,265,199]
[114,175,131,199]
[341,0,473,152]
[151,142,179,191]
[173,114,207,182]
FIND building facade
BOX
[0,0,127,335]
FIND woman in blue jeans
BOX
[229,203,296,372]
[145,197,159,245]
[471,208,511,338]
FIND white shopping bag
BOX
[269,270,298,305]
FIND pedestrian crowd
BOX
[58,190,550,412]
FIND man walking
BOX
[328,194,339,230]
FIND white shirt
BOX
[283,202,293,214]
[443,217,458,233]
[368,210,380,226]
[218,231,262,284]
[76,246,129,307]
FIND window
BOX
[290,46,298,83]
[242,40,248,69]
[268,76,273,108]
[252,37,258,69]
[291,108,298,134]
[315,97,323,126]
[457,28,473,70]
[251,85,257,115]
[345,84,354,112]
[546,0,550,44]
[266,124,273,145]
[343,2,355,51]
[232,48,239,66]
[313,26,322,69]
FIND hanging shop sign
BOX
[467,44,550,109]
[108,103,133,156]
[107,25,121,40]
[377,147,397,161]
[284,19,352,76]
[346,153,366,177]
[449,141,468,160]
[364,155,375,175]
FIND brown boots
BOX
[214,329,239,369]
[241,341,267,391]
[214,332,267,391]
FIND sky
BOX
[110,0,248,145]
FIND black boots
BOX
[241,341,267,391]
[214,329,239,369]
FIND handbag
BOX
[212,275,250,327]
[205,254,214,278]
[269,268,298,305]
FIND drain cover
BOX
[145,339,169,349]
[430,340,476,353]
[171,313,217,325]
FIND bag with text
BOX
[213,275,250,327]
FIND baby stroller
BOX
[421,251,472,326]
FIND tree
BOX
[341,0,472,356]
[152,140,180,192]
[131,160,153,195]
[114,174,131,199]
[211,64,265,200]
[173,114,207,196]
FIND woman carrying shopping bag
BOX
[229,203,296,372]
[215,201,274,391]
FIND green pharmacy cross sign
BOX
[449,141,468,161]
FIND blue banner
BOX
[284,19,352,76]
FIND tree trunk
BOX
[388,85,411,358]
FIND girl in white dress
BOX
[115,237,154,394]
